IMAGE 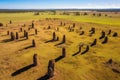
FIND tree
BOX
[93,13,96,16]
[105,14,107,16]
[98,13,101,16]
[75,12,80,16]
[34,12,39,15]
[84,12,88,15]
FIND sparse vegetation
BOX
[74,12,80,16]
[0,10,120,80]
[34,12,39,15]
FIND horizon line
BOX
[0,8,120,10]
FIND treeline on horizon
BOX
[0,9,120,13]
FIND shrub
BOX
[98,13,101,16]
[93,13,96,16]
[74,12,80,16]
[84,12,88,15]
[34,12,39,15]
[105,14,108,16]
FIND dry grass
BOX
[0,12,120,80]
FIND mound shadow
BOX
[20,36,25,38]
[1,38,12,43]
[17,38,27,42]
[55,56,64,62]
[55,42,64,46]
[45,39,55,43]
[81,49,89,55]
[29,34,35,36]
[37,74,50,80]
[19,45,35,51]
[11,64,35,76]
[81,46,89,55]
[112,68,120,74]
[72,51,80,56]
[1,34,7,36]
[24,45,34,49]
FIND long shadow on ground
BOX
[19,45,35,51]
[45,39,58,43]
[55,56,64,62]
[24,45,34,49]
[72,50,81,56]
[37,74,50,80]
[17,38,27,42]
[11,64,35,76]
[54,42,64,46]
[1,39,12,43]
[45,39,55,43]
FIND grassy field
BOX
[0,12,120,80]
[0,12,120,26]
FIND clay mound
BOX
[106,59,120,74]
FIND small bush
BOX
[98,13,101,16]
[74,12,80,16]
[93,13,96,16]
[34,12,39,15]
[83,12,88,15]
